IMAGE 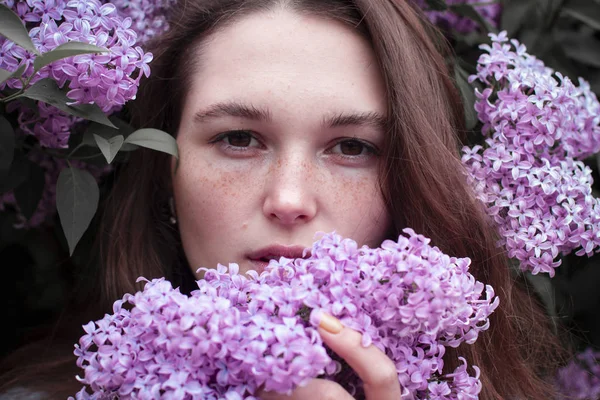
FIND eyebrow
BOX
[325,111,387,131]
[194,101,272,123]
[193,101,387,130]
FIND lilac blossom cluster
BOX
[0,149,109,228]
[414,0,501,33]
[0,0,152,148]
[556,348,600,400]
[72,230,498,399]
[109,0,177,44]
[462,32,600,276]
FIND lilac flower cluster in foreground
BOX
[0,0,152,148]
[556,348,600,400]
[0,149,109,228]
[462,32,600,276]
[414,0,501,33]
[72,230,498,400]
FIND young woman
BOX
[0,0,565,398]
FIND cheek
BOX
[172,154,256,237]
[329,175,371,206]
[326,173,390,245]
[172,154,262,271]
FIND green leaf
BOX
[500,0,538,36]
[562,0,600,30]
[560,33,600,68]
[424,0,448,11]
[104,116,136,135]
[450,4,497,33]
[94,134,124,164]
[18,78,116,128]
[124,128,179,159]
[83,121,138,151]
[454,64,478,131]
[542,0,569,30]
[33,42,108,72]
[0,68,11,85]
[13,161,45,219]
[540,42,580,81]
[523,271,560,327]
[452,30,488,48]
[0,4,39,55]
[0,64,26,86]
[56,166,99,255]
[0,115,15,173]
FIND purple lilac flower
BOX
[15,101,74,148]
[0,149,110,229]
[0,0,153,148]
[556,348,600,400]
[108,0,177,44]
[414,0,501,34]
[462,32,600,276]
[72,230,498,399]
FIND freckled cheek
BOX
[327,173,381,210]
[326,173,388,236]
[177,170,232,206]
[173,159,261,221]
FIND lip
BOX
[247,245,310,263]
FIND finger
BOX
[317,312,402,400]
[258,379,355,400]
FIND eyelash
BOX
[209,130,379,159]
[209,130,263,152]
[328,138,379,158]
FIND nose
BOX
[262,153,317,226]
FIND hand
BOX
[259,313,403,400]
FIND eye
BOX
[329,139,378,157]
[210,130,263,152]
[221,131,256,147]
[338,140,367,156]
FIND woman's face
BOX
[173,9,391,277]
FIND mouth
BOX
[247,245,310,269]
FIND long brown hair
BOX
[1,0,565,398]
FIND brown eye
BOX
[226,131,253,147]
[327,138,378,162]
[339,140,365,156]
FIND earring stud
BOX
[169,197,177,225]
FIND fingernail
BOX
[318,312,343,334]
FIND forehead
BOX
[182,9,386,121]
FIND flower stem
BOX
[69,153,103,161]
[0,89,25,103]
[67,143,85,158]
[1,71,40,103]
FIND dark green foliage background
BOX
[1,0,600,366]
